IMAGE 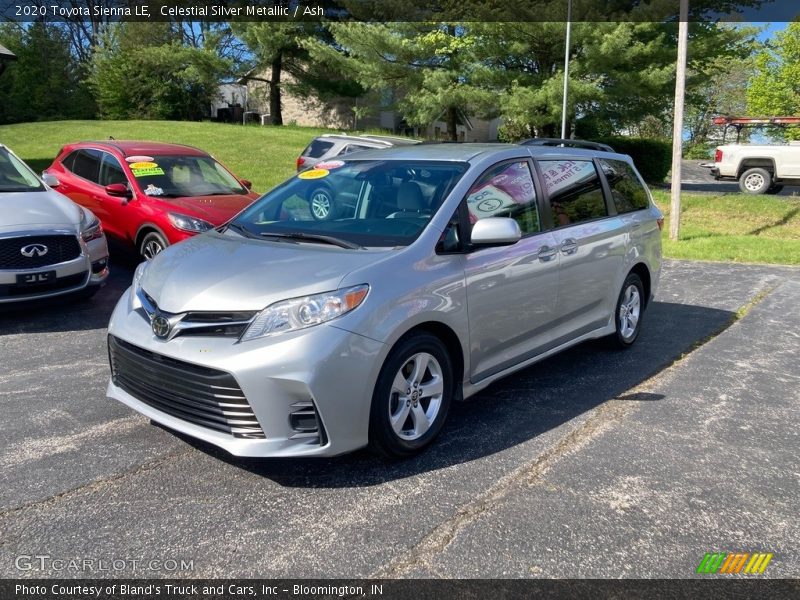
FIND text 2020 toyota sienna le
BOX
[107,144,662,458]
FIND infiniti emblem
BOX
[151,315,171,339]
[20,243,48,258]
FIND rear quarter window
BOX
[302,139,335,158]
[599,158,650,213]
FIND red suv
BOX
[44,141,259,259]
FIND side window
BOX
[598,158,649,213]
[99,153,128,186]
[465,161,540,235]
[339,144,373,156]
[60,151,78,172]
[539,159,606,227]
[70,149,102,183]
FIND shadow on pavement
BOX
[175,300,736,487]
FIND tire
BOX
[766,185,784,195]
[368,332,453,458]
[309,187,336,221]
[609,273,645,349]
[139,231,168,261]
[738,167,772,194]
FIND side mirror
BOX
[42,173,60,187]
[105,183,133,199]
[470,217,522,247]
[241,179,253,191]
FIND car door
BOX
[537,157,627,338]
[463,159,561,383]
[56,149,102,214]
[95,151,133,240]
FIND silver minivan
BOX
[107,144,662,458]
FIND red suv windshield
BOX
[127,155,246,198]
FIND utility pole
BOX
[560,0,573,140]
[669,0,689,241]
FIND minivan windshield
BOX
[0,147,45,193]
[229,160,468,248]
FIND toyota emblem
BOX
[20,243,49,258]
[151,315,171,339]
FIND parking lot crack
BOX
[0,447,194,521]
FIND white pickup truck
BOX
[708,142,800,194]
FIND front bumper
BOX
[106,288,386,457]
[0,234,109,304]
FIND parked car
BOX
[107,143,662,458]
[705,142,800,194]
[297,134,422,221]
[44,141,259,260]
[0,143,109,304]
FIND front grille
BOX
[139,290,255,339]
[0,272,87,298]
[108,335,265,439]
[0,235,82,269]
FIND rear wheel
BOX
[139,231,168,260]
[609,273,645,349]
[738,167,772,194]
[369,333,453,458]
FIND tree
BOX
[309,23,495,141]
[0,22,95,124]
[88,23,230,121]
[747,22,800,140]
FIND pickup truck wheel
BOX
[738,168,772,194]
[766,185,784,195]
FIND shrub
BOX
[683,142,713,160]
[595,136,672,183]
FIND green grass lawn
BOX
[1,120,798,265]
[652,190,800,265]
[0,120,332,192]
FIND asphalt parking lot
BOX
[1,258,798,578]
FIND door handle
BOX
[537,246,557,262]
[560,238,579,255]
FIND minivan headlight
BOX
[168,212,213,233]
[240,284,369,342]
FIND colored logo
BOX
[696,552,773,574]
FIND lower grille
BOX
[0,272,87,298]
[0,235,82,269]
[108,335,265,439]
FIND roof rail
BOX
[519,138,614,152]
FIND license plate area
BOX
[16,271,56,286]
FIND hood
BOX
[159,193,258,225]
[141,231,390,313]
[0,189,83,235]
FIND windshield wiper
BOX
[223,222,258,239]
[259,231,364,250]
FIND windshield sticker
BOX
[129,161,158,170]
[143,184,164,196]
[130,162,165,177]
[298,168,329,180]
[314,160,345,171]
[125,155,154,163]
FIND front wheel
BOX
[738,167,772,194]
[369,333,453,458]
[609,273,645,349]
[139,231,168,260]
